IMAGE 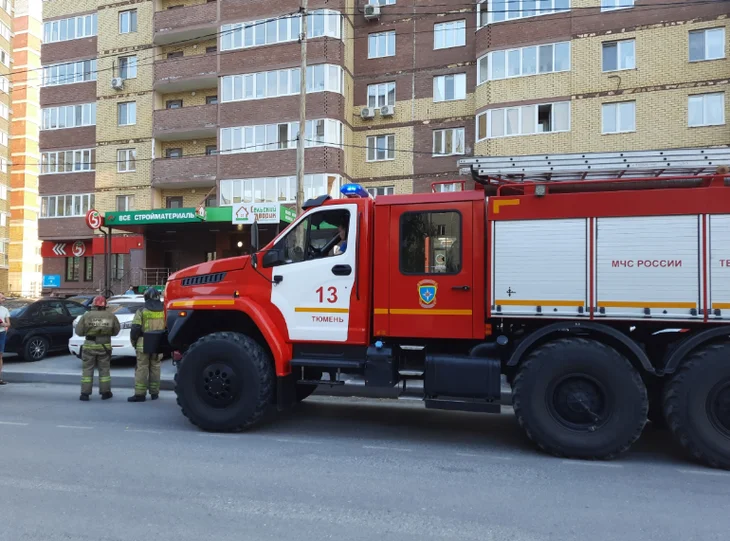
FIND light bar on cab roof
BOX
[340,183,372,199]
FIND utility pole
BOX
[295,0,308,218]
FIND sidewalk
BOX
[1,353,512,403]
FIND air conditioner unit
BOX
[111,77,124,90]
[364,4,381,20]
[360,107,376,120]
[379,105,395,117]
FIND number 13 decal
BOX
[316,286,338,303]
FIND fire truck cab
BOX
[162,150,730,470]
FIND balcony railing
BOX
[154,2,218,45]
[154,55,218,92]
[153,104,217,141]
[152,155,217,189]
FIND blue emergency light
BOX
[340,183,371,199]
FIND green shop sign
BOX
[105,205,294,227]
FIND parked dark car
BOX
[5,299,88,361]
[66,295,96,308]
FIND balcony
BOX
[152,155,217,189]
[154,2,218,46]
[154,55,218,93]
[154,104,218,141]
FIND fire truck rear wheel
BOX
[663,343,730,470]
[512,338,648,460]
[175,332,274,432]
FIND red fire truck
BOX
[161,150,730,470]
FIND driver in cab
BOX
[332,221,347,256]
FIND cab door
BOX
[387,202,474,339]
[268,203,361,343]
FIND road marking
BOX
[125,428,163,434]
[57,425,93,430]
[677,468,730,477]
[363,445,412,452]
[0,421,28,426]
[198,433,231,438]
[275,438,323,445]
[561,460,622,468]
[456,452,512,460]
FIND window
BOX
[220,64,343,102]
[220,119,343,153]
[602,101,636,134]
[0,76,8,94]
[220,10,341,51]
[478,41,570,83]
[66,300,89,315]
[688,92,725,127]
[366,134,395,161]
[0,158,6,174]
[0,103,7,120]
[220,174,338,205]
[400,212,461,274]
[601,0,634,11]
[433,73,466,102]
[272,209,350,265]
[367,82,396,108]
[477,101,570,139]
[205,145,218,156]
[602,39,635,72]
[119,56,137,79]
[119,9,138,34]
[118,102,136,126]
[368,31,395,59]
[434,20,466,50]
[0,130,6,147]
[373,0,395,4]
[41,103,96,130]
[205,194,217,207]
[111,254,124,280]
[0,212,6,226]
[166,148,183,158]
[66,258,80,282]
[43,14,97,43]
[433,128,465,156]
[0,21,9,41]
[206,95,218,105]
[166,100,183,109]
[689,28,725,62]
[0,49,9,67]
[84,258,93,282]
[0,184,6,199]
[478,0,569,27]
[42,59,97,86]
[116,195,134,211]
[117,149,136,172]
[367,186,395,197]
[40,194,95,218]
[166,197,184,208]
[167,51,183,59]
[41,149,95,174]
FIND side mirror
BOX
[262,249,284,268]
[250,221,260,252]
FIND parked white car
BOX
[69,297,151,359]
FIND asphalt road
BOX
[1,383,728,541]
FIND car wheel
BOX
[24,336,49,361]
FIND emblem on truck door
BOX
[417,279,438,308]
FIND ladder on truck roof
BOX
[458,148,730,183]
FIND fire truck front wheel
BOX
[512,338,648,460]
[175,332,274,432]
[663,343,730,470]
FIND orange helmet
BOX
[92,295,107,308]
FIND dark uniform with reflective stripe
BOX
[130,301,165,398]
[75,308,120,396]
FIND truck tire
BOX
[174,332,274,432]
[512,338,648,460]
[663,343,730,470]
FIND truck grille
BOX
[181,272,226,287]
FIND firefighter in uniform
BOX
[128,287,165,402]
[75,295,120,401]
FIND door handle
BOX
[452,285,470,291]
[331,264,352,276]
[273,275,283,284]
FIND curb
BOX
[2,371,513,405]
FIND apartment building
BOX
[10,0,42,297]
[0,0,12,293]
[38,0,729,294]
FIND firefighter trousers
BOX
[134,353,163,396]
[81,347,112,395]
